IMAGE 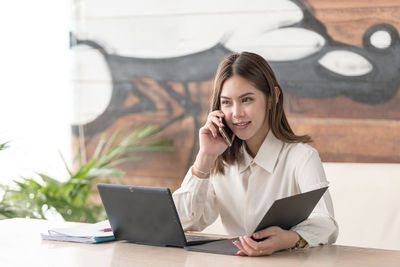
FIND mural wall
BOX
[71,0,400,190]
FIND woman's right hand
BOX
[192,110,234,177]
[192,111,235,177]
[200,110,233,157]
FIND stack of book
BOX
[41,220,115,244]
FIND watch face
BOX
[292,236,308,249]
[298,238,308,248]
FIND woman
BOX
[172,52,338,256]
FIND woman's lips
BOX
[233,121,250,130]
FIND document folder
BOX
[185,187,328,255]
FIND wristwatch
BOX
[292,235,308,249]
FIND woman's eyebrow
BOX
[220,92,255,99]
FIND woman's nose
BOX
[232,103,244,118]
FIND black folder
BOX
[184,187,328,255]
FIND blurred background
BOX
[0,0,399,250]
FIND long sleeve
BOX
[172,167,219,232]
[291,149,339,247]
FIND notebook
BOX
[97,184,225,247]
[184,186,328,255]
[41,220,115,244]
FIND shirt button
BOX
[249,161,256,171]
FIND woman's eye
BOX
[221,100,230,105]
[242,97,253,102]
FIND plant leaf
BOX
[93,133,107,159]
[0,141,10,151]
[59,150,72,176]
[101,128,121,156]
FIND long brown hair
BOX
[210,52,312,175]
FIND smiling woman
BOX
[209,52,312,174]
[219,77,270,152]
[172,52,338,257]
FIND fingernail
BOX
[231,240,235,243]
[235,252,241,256]
[253,233,257,239]
[220,124,224,127]
[214,136,218,140]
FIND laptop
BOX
[97,184,225,247]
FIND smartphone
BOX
[218,117,233,147]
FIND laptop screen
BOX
[97,184,187,247]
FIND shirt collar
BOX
[238,130,283,174]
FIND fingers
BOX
[252,226,279,240]
[233,227,288,257]
[208,110,225,127]
[235,250,246,256]
[202,110,225,139]
[242,236,260,250]
[233,237,259,256]
[240,236,259,256]
[234,237,259,256]
[233,236,274,257]
[202,122,219,139]
[233,239,248,256]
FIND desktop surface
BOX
[1,218,400,267]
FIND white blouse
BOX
[172,131,339,247]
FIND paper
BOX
[41,220,115,244]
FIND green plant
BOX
[0,125,173,222]
[0,141,9,151]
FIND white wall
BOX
[326,163,400,251]
[0,0,71,184]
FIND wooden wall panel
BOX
[289,116,400,163]
[305,0,400,46]
[284,0,400,164]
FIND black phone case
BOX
[219,118,233,146]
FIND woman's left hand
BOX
[232,226,300,256]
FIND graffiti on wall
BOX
[71,0,400,182]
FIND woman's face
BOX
[220,75,270,149]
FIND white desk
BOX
[1,218,399,267]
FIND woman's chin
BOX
[234,133,250,141]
